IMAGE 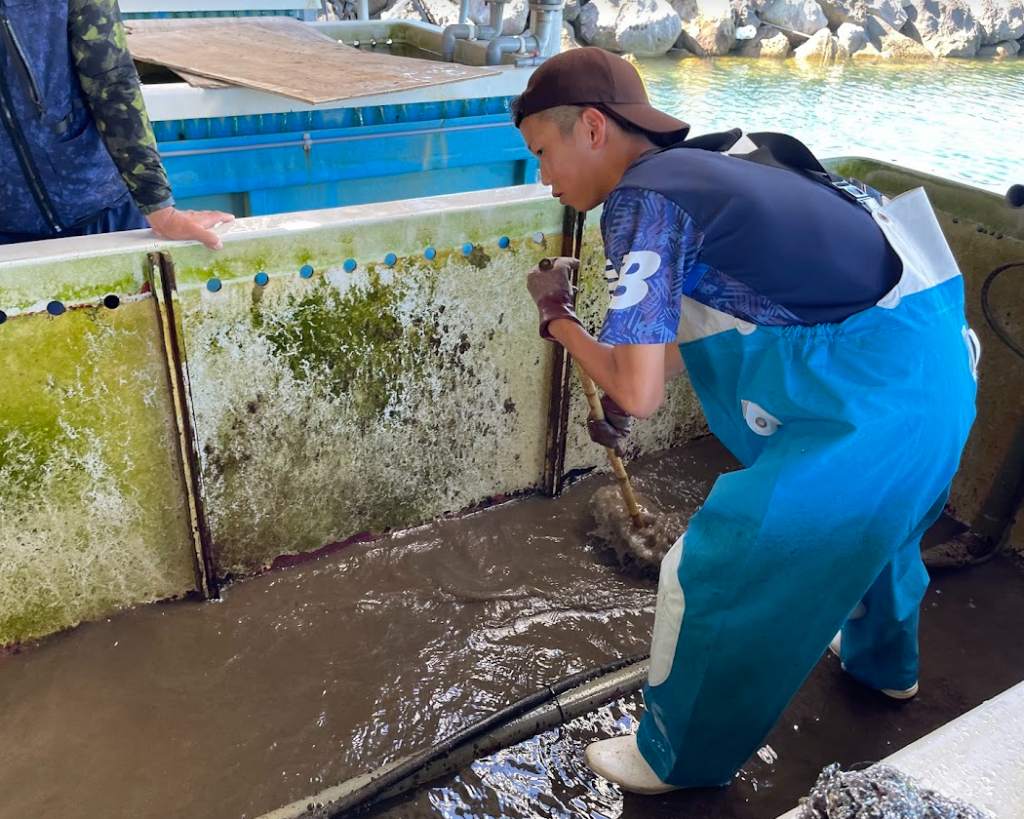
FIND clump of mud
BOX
[589,485,686,577]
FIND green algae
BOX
[0,302,196,646]
[0,192,589,635]
[249,270,437,423]
[179,233,560,576]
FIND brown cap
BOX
[511,48,690,146]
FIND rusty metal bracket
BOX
[147,251,220,599]
[541,207,587,497]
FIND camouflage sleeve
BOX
[68,0,174,214]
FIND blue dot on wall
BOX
[498,236,510,249]
[462,242,474,256]
[385,253,398,267]
[300,264,314,279]
[255,271,269,286]
[207,278,222,293]
[344,258,357,272]
[47,301,65,316]
[424,247,436,261]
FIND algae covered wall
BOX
[166,194,567,576]
[829,159,1024,556]
[0,187,718,645]
[0,247,197,646]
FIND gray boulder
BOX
[870,0,910,26]
[760,0,830,34]
[818,0,907,26]
[794,25,841,60]
[578,0,684,55]
[681,3,738,53]
[903,0,983,56]
[380,0,430,21]
[731,0,767,25]
[866,12,937,54]
[562,19,584,47]
[966,0,1024,43]
[977,35,1021,50]
[672,27,710,52]
[669,0,706,53]
[819,0,869,25]
[419,0,460,24]
[466,0,530,33]
[836,20,869,52]
[670,0,700,19]
[563,0,582,22]
[737,22,794,52]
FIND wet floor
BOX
[1,436,1022,819]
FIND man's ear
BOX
[579,107,609,148]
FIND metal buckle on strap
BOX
[832,179,881,212]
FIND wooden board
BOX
[124,17,500,104]
[168,70,230,89]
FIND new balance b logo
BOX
[606,251,661,310]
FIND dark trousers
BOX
[0,196,148,245]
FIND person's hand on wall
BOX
[146,206,235,250]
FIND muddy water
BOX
[0,438,732,819]
[4,435,1024,819]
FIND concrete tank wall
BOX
[0,186,704,645]
[2,166,1022,647]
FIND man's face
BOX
[519,113,605,213]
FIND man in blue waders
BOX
[0,0,231,246]
[514,47,979,794]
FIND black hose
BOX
[311,653,649,818]
[981,261,1024,361]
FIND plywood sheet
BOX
[125,17,499,104]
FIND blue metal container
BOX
[154,95,539,216]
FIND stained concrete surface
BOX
[1,436,1022,819]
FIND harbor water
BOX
[639,58,1024,194]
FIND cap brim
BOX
[604,102,690,143]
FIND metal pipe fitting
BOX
[485,33,537,65]
[442,0,507,61]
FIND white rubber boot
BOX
[583,734,682,795]
[829,632,919,700]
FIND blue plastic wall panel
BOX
[123,10,303,17]
[158,97,541,216]
[150,97,514,142]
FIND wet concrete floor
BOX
[1,436,1023,819]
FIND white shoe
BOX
[583,734,681,795]
[829,632,919,700]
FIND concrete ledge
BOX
[777,680,1024,818]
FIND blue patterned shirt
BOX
[598,186,804,346]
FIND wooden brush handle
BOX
[576,365,646,529]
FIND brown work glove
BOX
[526,256,582,341]
[587,394,633,456]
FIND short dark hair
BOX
[530,104,650,141]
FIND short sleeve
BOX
[597,187,703,346]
